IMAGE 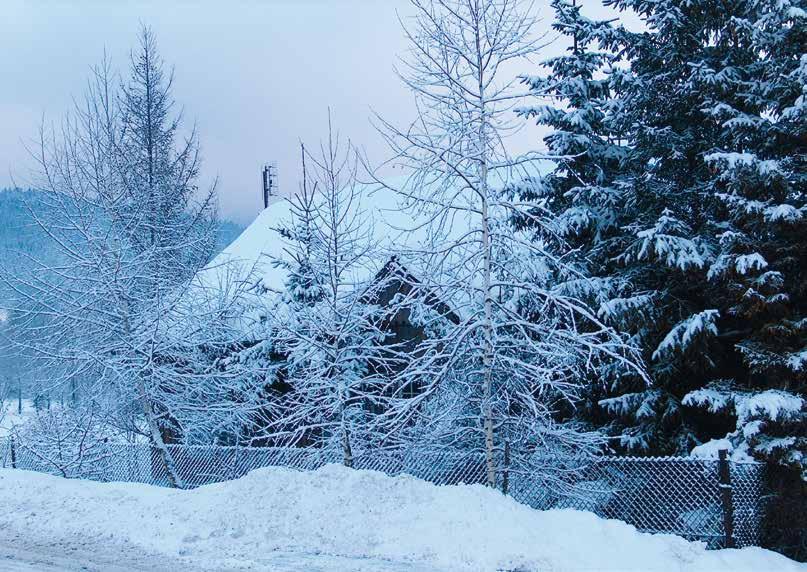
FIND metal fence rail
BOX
[0,438,765,548]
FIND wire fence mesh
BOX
[0,437,765,548]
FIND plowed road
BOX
[0,535,437,571]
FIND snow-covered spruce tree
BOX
[222,143,329,447]
[575,0,807,468]
[2,41,244,488]
[276,144,327,308]
[515,0,650,442]
[517,0,626,253]
[582,1,727,456]
[679,1,806,477]
[265,120,396,466]
[375,0,645,489]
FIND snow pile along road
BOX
[0,465,802,572]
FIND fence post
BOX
[10,436,17,469]
[718,448,735,548]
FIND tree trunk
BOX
[477,35,496,489]
[135,377,184,489]
[341,422,354,468]
[121,288,183,489]
[339,360,353,468]
[480,155,496,488]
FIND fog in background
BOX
[1,1,639,224]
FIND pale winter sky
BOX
[1,1,640,224]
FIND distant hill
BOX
[0,187,244,397]
[0,189,53,261]
[0,188,244,265]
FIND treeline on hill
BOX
[0,188,243,267]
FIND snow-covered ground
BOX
[0,465,802,572]
[0,399,36,439]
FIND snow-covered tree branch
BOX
[262,116,400,465]
[0,28,250,488]
[374,0,646,488]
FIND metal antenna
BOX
[262,162,278,208]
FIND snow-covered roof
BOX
[189,165,553,319]
[189,182,434,312]
[199,197,295,295]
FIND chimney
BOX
[262,163,277,208]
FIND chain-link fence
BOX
[0,437,765,548]
[508,455,766,548]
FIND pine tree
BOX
[274,144,326,308]
[517,0,627,253]
[582,0,742,456]
[678,0,806,474]
[529,0,806,470]
[516,0,651,444]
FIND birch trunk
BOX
[341,411,354,468]
[135,377,183,489]
[122,307,184,489]
[477,20,496,489]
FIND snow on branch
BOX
[371,0,646,491]
[652,310,719,362]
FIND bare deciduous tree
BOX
[2,30,247,488]
[374,0,646,488]
[10,405,113,479]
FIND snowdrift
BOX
[0,465,801,572]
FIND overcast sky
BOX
[1,1,639,224]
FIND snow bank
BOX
[0,465,802,572]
